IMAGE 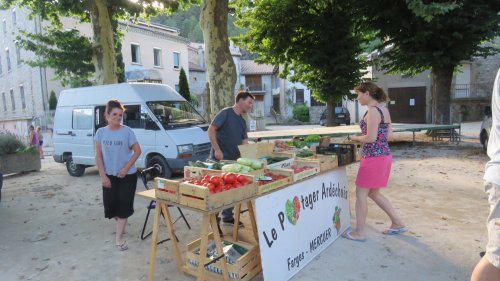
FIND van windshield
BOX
[147,101,206,130]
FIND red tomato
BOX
[233,182,242,188]
[225,173,236,184]
[225,184,233,190]
[236,175,247,184]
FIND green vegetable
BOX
[304,135,321,143]
[296,150,314,158]
[240,165,251,173]
[236,158,263,169]
[221,163,242,173]
[188,160,209,168]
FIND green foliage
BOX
[178,67,191,101]
[0,132,26,156]
[292,104,310,122]
[304,135,320,144]
[234,0,367,104]
[3,0,201,85]
[153,5,245,43]
[48,90,57,110]
[17,28,94,87]
[360,0,500,75]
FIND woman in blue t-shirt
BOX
[95,99,141,251]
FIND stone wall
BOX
[309,106,326,124]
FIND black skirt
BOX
[102,173,137,219]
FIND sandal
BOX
[382,227,408,235]
[115,241,128,251]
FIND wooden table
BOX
[136,190,259,281]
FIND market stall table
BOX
[138,166,350,281]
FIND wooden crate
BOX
[185,233,261,281]
[239,143,294,170]
[285,159,321,182]
[184,166,266,179]
[308,154,339,172]
[179,171,256,211]
[254,169,294,194]
[154,177,180,203]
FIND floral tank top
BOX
[360,106,391,158]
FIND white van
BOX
[53,83,211,177]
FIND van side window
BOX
[123,105,142,128]
[141,106,159,130]
[73,108,93,130]
[95,106,106,131]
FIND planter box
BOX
[0,152,41,175]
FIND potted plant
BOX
[0,132,41,175]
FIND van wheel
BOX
[148,155,172,179]
[66,156,85,177]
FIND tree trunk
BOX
[88,0,117,85]
[200,0,237,118]
[325,103,336,127]
[431,65,454,124]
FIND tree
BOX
[359,0,500,124]
[48,90,57,110]
[234,0,367,126]
[201,0,237,118]
[178,67,191,101]
[1,0,198,85]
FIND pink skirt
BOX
[355,155,392,188]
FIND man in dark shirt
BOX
[208,90,255,225]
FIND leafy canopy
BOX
[361,0,500,75]
[234,0,367,103]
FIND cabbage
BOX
[239,165,251,173]
[237,158,262,169]
[221,163,242,173]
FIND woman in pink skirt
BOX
[342,82,406,242]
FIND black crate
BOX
[316,143,356,166]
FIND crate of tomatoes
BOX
[154,178,180,203]
[179,169,256,211]
[254,169,294,194]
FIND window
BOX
[123,105,142,128]
[131,43,140,64]
[6,49,11,71]
[173,52,180,69]
[19,85,25,109]
[1,92,6,111]
[72,108,93,130]
[295,89,304,104]
[153,48,162,67]
[16,43,21,65]
[10,89,15,111]
[11,10,16,26]
[2,19,6,35]
[0,54,2,74]
[245,75,262,91]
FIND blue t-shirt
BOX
[210,107,248,160]
[95,126,138,176]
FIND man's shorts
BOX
[485,181,500,269]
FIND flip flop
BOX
[115,241,128,251]
[341,231,366,242]
[382,227,408,235]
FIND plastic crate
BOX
[316,143,356,166]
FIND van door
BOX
[71,107,95,165]
[123,104,159,168]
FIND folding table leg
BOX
[147,201,163,281]
[247,200,259,242]
[197,213,211,281]
[160,203,183,273]
[232,203,242,241]
[210,214,230,281]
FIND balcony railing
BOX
[451,83,492,100]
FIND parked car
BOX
[480,111,492,153]
[319,107,351,126]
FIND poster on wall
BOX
[254,168,350,281]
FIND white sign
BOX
[409,98,415,106]
[255,168,350,281]
[249,119,257,131]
